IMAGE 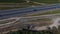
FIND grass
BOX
[30,10,60,16]
[28,18,51,22]
[0,3,31,10]
[26,18,52,27]
[7,29,52,34]
[31,0,59,4]
[0,0,59,4]
[6,25,60,34]
[0,0,26,3]
[0,6,29,10]
[0,7,18,10]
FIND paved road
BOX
[0,13,60,32]
[0,4,60,19]
[1,4,60,32]
[0,14,60,28]
[0,17,20,28]
[18,14,60,30]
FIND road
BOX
[0,14,60,29]
[0,4,60,19]
[0,17,20,28]
[0,4,60,33]
[0,13,60,27]
[18,14,60,31]
[0,13,60,33]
